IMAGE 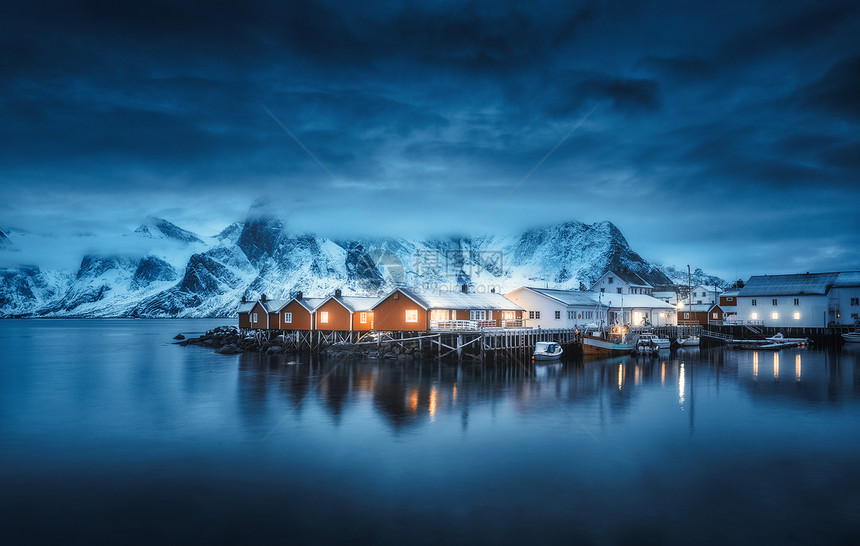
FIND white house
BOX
[591,270,654,296]
[653,290,679,305]
[736,272,860,328]
[505,287,608,329]
[688,284,722,305]
[598,292,677,327]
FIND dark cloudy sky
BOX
[2,0,859,279]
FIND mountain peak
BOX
[134,217,203,244]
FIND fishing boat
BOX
[765,332,809,345]
[842,331,860,343]
[533,341,563,360]
[635,338,660,355]
[582,328,635,356]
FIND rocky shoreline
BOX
[176,326,426,361]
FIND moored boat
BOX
[582,329,635,356]
[841,331,860,343]
[678,336,700,347]
[534,341,563,360]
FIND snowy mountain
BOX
[0,208,684,318]
[134,217,203,244]
[0,229,18,252]
[659,265,728,289]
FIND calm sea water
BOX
[2,319,860,544]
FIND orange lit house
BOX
[372,286,524,332]
[275,292,326,331]
[314,290,381,331]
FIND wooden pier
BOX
[238,325,712,363]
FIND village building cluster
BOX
[237,269,860,332]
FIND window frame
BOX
[405,309,419,323]
[283,312,292,323]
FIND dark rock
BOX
[266,346,284,355]
[173,333,185,340]
[383,351,397,359]
[216,344,242,355]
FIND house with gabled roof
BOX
[314,290,381,331]
[591,270,654,296]
[737,272,860,327]
[372,285,524,331]
[271,292,326,331]
[505,287,608,329]
[237,297,255,329]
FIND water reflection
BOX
[230,347,860,435]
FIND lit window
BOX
[712,313,718,319]
[555,310,561,320]
[360,312,367,324]
[684,313,690,319]
[253,312,258,323]
[504,311,514,320]
[659,312,665,318]
[320,311,329,323]
[793,312,800,320]
[405,309,418,323]
[751,312,758,320]
[771,312,779,320]
[284,312,292,323]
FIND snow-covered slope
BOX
[1,208,691,318]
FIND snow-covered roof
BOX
[721,290,740,297]
[322,295,382,312]
[261,299,290,313]
[679,303,720,313]
[379,287,523,311]
[296,297,326,312]
[834,272,860,287]
[610,270,653,288]
[511,287,608,308]
[738,273,838,297]
[693,284,722,293]
[237,301,255,313]
[592,293,675,309]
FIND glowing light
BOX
[661,362,666,385]
[677,302,685,309]
[659,312,665,318]
[679,363,686,405]
[793,312,800,320]
[618,364,623,390]
[751,312,758,320]
[635,365,641,385]
[452,384,457,403]
[320,311,329,323]
[408,389,418,413]
[771,312,779,320]
[429,387,437,421]
[773,353,779,380]
[753,352,759,380]
[795,354,801,382]
[405,309,418,323]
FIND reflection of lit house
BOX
[677,303,725,325]
[372,286,524,331]
[600,293,677,326]
[591,270,654,296]
[736,272,860,327]
[504,287,608,329]
[314,290,381,331]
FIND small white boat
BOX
[678,336,700,347]
[534,341,563,360]
[843,331,860,343]
[766,332,808,345]
[637,334,670,349]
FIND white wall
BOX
[832,286,860,325]
[736,295,828,328]
[505,289,607,329]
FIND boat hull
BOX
[678,337,700,347]
[582,337,634,355]
[843,333,860,343]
